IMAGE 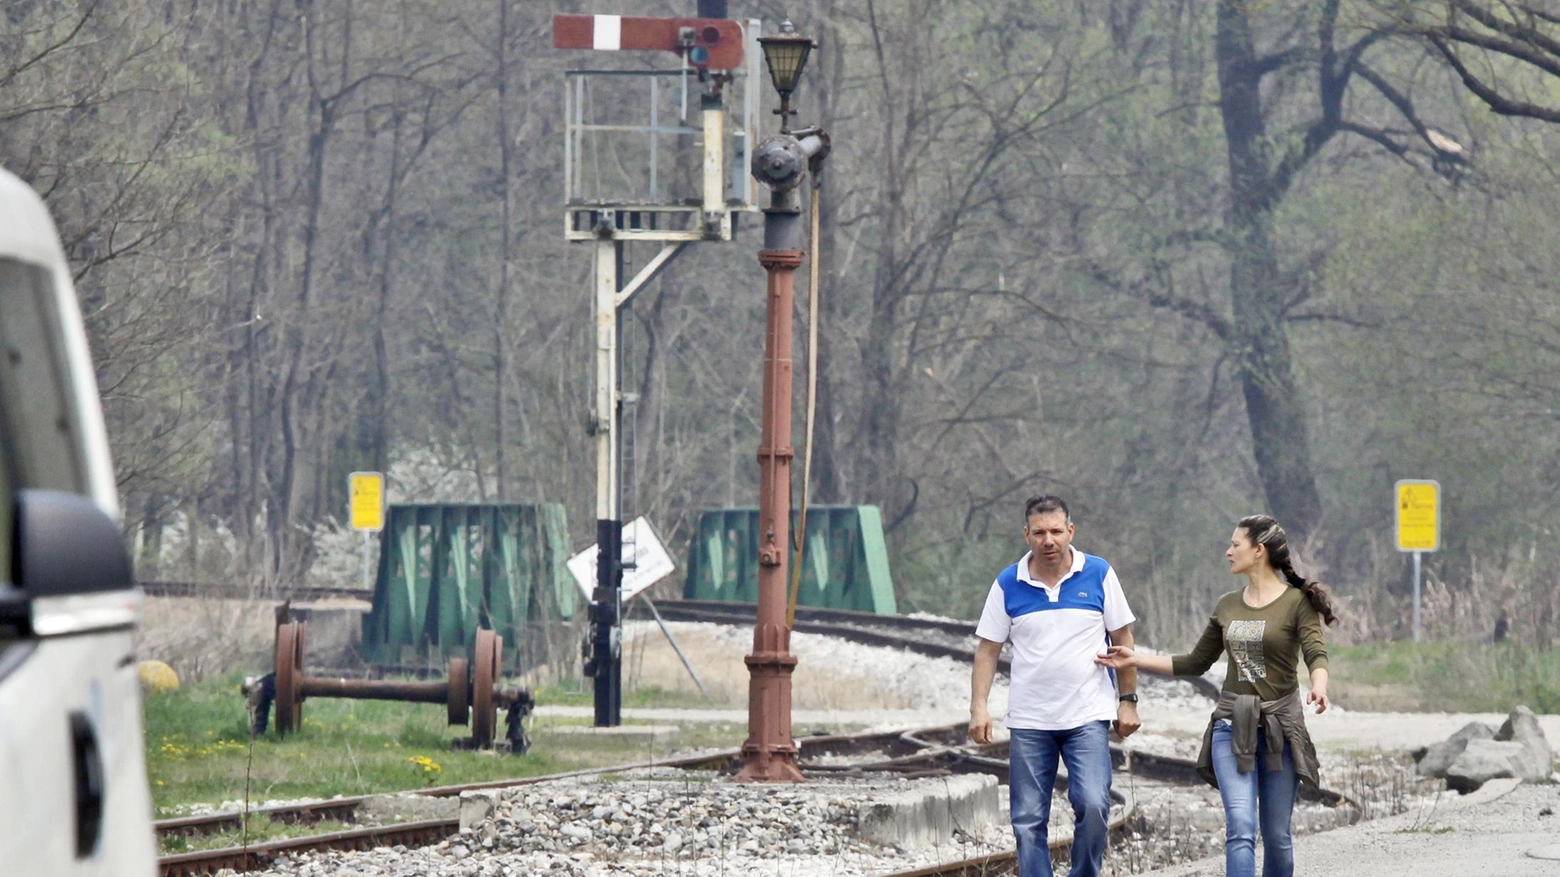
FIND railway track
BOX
[150,593,1347,875]
[138,587,1223,696]
[156,724,970,875]
[157,725,1360,876]
[644,599,1225,701]
[157,717,1360,876]
[140,579,371,603]
[156,721,1144,877]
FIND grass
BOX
[158,818,354,854]
[1328,640,1560,714]
[533,681,713,710]
[144,675,749,852]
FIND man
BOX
[970,495,1139,877]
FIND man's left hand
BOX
[1113,702,1141,739]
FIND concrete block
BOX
[855,773,1000,848]
[459,790,498,832]
[358,791,459,823]
[290,599,371,665]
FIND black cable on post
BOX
[787,181,823,628]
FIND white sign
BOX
[568,516,677,601]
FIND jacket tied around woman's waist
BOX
[1195,688,1320,789]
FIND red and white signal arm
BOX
[553,15,744,70]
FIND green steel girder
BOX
[681,505,896,614]
[362,503,574,666]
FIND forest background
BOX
[5,0,1560,657]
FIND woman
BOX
[1096,515,1336,877]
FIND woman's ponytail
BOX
[1238,514,1338,626]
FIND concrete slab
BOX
[290,599,371,664]
[546,724,682,746]
[357,791,459,824]
[855,773,1001,848]
[1528,844,1560,861]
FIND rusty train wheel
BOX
[447,658,470,726]
[472,630,500,748]
[274,623,300,737]
[294,622,306,729]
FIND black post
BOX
[591,518,622,726]
[697,0,728,19]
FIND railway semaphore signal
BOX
[553,4,761,728]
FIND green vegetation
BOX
[143,676,747,852]
[15,2,1560,658]
[533,682,712,711]
[1329,641,1560,714]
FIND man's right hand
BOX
[969,708,992,745]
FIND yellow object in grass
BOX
[137,660,180,693]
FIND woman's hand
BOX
[1306,688,1330,714]
[1095,645,1138,669]
[1307,667,1331,714]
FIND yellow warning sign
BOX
[1395,480,1439,552]
[350,471,385,532]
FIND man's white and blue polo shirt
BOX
[975,548,1136,731]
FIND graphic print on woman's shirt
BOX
[1226,619,1268,682]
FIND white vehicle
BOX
[0,167,157,874]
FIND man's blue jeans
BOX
[1008,721,1112,877]
[1210,719,1300,877]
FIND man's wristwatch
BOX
[1118,693,1139,704]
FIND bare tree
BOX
[1391,0,1560,122]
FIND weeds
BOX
[144,673,750,853]
[1330,641,1560,713]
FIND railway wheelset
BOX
[259,623,534,752]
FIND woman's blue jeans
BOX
[1210,719,1300,877]
[1008,721,1112,877]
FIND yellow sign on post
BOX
[349,471,385,532]
[1395,479,1439,552]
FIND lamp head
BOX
[758,19,813,100]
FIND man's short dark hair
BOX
[1024,494,1070,523]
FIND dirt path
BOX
[1137,778,1560,877]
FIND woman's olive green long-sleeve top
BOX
[1170,586,1329,788]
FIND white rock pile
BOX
[1414,705,1555,793]
[248,772,1013,877]
[458,776,864,858]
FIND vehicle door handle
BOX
[69,711,104,857]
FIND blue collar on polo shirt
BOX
[1015,547,1086,591]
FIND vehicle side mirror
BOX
[15,489,133,594]
[2,491,134,637]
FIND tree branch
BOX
[1431,35,1560,121]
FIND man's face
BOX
[1024,510,1074,567]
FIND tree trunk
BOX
[807,0,846,504]
[1215,0,1323,537]
[494,0,514,501]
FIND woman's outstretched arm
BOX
[1095,645,1174,675]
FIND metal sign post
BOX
[349,471,385,590]
[1395,479,1441,643]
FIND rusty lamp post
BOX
[737,18,829,783]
